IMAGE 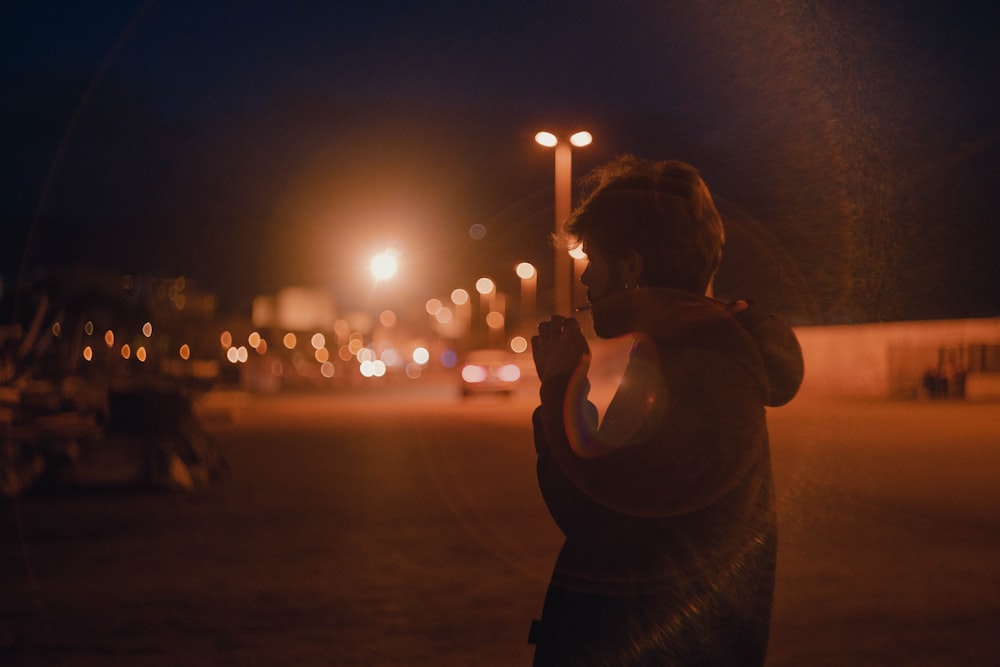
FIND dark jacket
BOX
[531,289,803,666]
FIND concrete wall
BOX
[794,317,1000,400]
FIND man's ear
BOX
[619,249,643,287]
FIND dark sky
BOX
[3,0,999,324]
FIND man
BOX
[529,156,803,665]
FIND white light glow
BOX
[534,131,558,147]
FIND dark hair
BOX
[565,155,725,294]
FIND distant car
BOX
[459,349,522,397]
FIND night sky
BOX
[3,1,999,324]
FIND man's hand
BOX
[531,315,591,382]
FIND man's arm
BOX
[536,347,767,519]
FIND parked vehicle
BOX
[459,349,522,397]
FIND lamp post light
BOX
[369,250,399,282]
[475,277,495,347]
[515,261,537,331]
[535,130,592,316]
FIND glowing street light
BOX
[370,250,399,282]
[535,129,593,315]
[515,261,537,330]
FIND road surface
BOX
[3,378,1000,665]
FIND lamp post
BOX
[535,130,592,316]
[515,261,537,332]
[475,277,495,347]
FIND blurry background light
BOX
[82,346,93,361]
[381,348,400,366]
[347,337,364,355]
[121,344,131,360]
[412,347,430,365]
[311,332,326,350]
[451,288,469,306]
[569,131,593,147]
[136,346,147,362]
[370,250,399,281]
[179,344,191,360]
[475,277,495,295]
[248,331,262,348]
[379,310,397,327]
[320,361,335,378]
[440,349,457,368]
[515,262,536,280]
[283,332,297,349]
[142,322,153,337]
[468,224,487,240]
[485,311,505,329]
[104,330,115,347]
[425,298,443,315]
[510,336,528,353]
[221,331,233,348]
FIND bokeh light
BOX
[510,336,528,353]
[412,347,430,365]
[220,331,233,348]
[379,310,397,327]
[283,332,297,349]
[370,250,398,281]
[425,298,443,315]
[469,224,486,240]
[451,289,469,306]
[486,311,505,329]
[440,349,457,368]
[179,344,191,360]
[515,262,536,280]
[475,277,495,295]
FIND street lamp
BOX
[535,130,592,315]
[475,277,496,348]
[515,261,537,331]
[370,250,399,282]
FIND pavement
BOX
[2,373,999,665]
